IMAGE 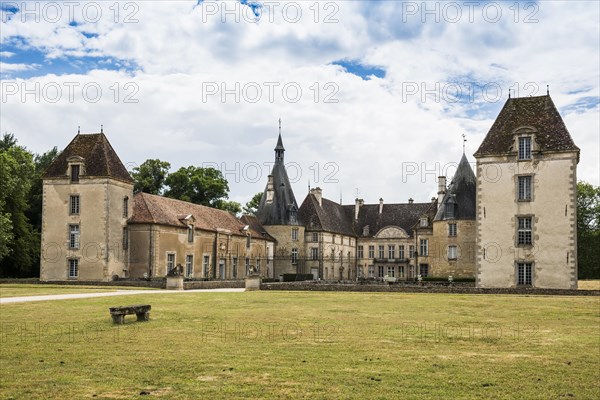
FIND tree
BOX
[577,181,600,279]
[26,147,60,231]
[164,166,229,207]
[243,192,263,215]
[0,135,39,277]
[131,159,171,194]
[214,200,242,215]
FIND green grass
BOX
[0,284,157,298]
[1,291,598,399]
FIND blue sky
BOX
[1,1,598,204]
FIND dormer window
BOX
[420,217,428,227]
[187,225,194,243]
[518,136,532,160]
[444,198,456,219]
[71,164,80,183]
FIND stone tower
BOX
[474,94,579,289]
[40,131,134,281]
[256,125,304,277]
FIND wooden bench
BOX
[109,304,151,324]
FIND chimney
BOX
[438,176,446,204]
[408,198,414,204]
[266,175,274,203]
[311,187,322,207]
[379,198,384,214]
[354,198,363,220]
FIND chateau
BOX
[40,94,579,289]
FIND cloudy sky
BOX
[1,0,598,206]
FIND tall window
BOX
[232,257,238,279]
[185,255,194,278]
[518,136,531,160]
[399,266,405,278]
[291,248,298,264]
[311,247,319,260]
[448,245,457,260]
[378,266,385,278]
[399,245,405,259]
[448,223,457,237]
[255,258,261,272]
[517,217,532,245]
[518,176,532,201]
[312,232,318,242]
[368,265,375,278]
[123,197,129,218]
[357,246,364,259]
[444,199,455,219]
[68,259,79,278]
[203,255,210,277]
[419,239,428,256]
[409,245,415,258]
[388,245,395,259]
[70,165,80,183]
[167,253,175,274]
[517,263,533,285]
[68,224,80,249]
[387,266,395,277]
[419,264,429,277]
[368,245,375,258]
[246,234,251,248]
[291,228,298,241]
[122,227,128,250]
[245,258,250,275]
[69,195,80,215]
[187,225,194,242]
[378,245,385,259]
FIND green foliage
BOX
[0,134,39,277]
[26,147,59,231]
[577,181,600,279]
[164,166,229,207]
[131,159,171,195]
[243,192,263,215]
[214,199,242,215]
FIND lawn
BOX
[0,284,157,298]
[0,291,598,399]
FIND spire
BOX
[274,119,285,163]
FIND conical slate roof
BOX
[434,154,476,221]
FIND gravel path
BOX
[0,288,245,304]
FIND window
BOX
[419,264,429,277]
[399,266,405,278]
[185,255,194,277]
[311,247,319,260]
[332,234,336,243]
[388,245,395,259]
[399,245,405,259]
[448,245,457,260]
[203,255,210,277]
[69,195,80,215]
[378,245,385,259]
[122,227,128,250]
[291,228,298,241]
[378,266,385,278]
[419,239,428,256]
[518,136,531,160]
[256,258,260,272]
[387,266,395,277]
[68,224,80,249]
[123,197,129,218]
[368,266,375,278]
[357,246,364,259]
[187,225,194,243]
[517,217,532,245]
[518,176,532,201]
[289,210,297,223]
[444,199,455,219]
[68,259,79,278]
[409,245,415,258]
[167,253,175,274]
[70,165,80,183]
[312,232,318,242]
[368,246,375,258]
[291,248,298,264]
[517,263,533,285]
[448,223,457,237]
[232,257,238,279]
[420,217,428,227]
[246,234,251,248]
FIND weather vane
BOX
[278,117,281,135]
[462,133,467,154]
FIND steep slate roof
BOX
[240,214,277,242]
[130,192,272,240]
[43,133,133,183]
[298,194,355,236]
[256,134,300,225]
[350,202,436,238]
[434,154,476,221]
[475,95,579,157]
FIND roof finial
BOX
[340,192,342,205]
[77,126,80,134]
[508,88,511,99]
[547,84,549,95]
[278,117,281,135]
[100,124,103,134]
[462,133,467,154]
[308,180,311,193]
